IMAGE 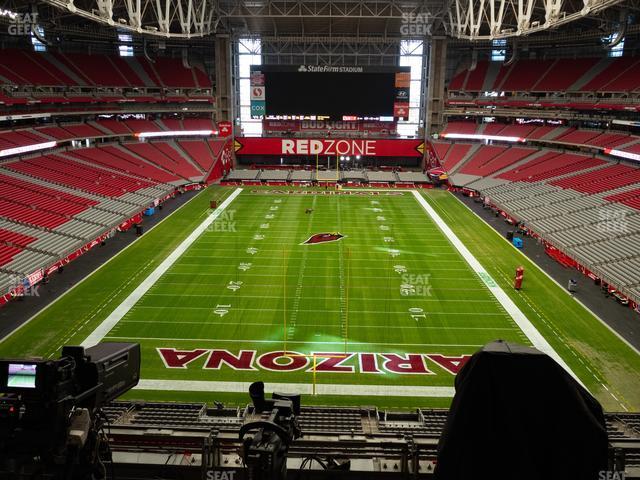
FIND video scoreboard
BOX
[250,65,411,121]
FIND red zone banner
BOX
[234,137,425,158]
[158,348,471,376]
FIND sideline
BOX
[451,191,640,357]
[81,188,243,347]
[411,190,583,386]
[135,379,455,397]
[0,188,213,344]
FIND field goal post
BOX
[316,154,340,182]
[282,353,349,395]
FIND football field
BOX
[1,187,639,410]
[88,187,535,397]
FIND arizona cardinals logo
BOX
[302,232,345,245]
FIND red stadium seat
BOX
[178,140,218,171]
[498,153,605,182]
[6,154,154,197]
[441,144,473,171]
[122,142,203,180]
[551,165,640,194]
[604,189,640,211]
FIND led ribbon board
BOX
[135,130,216,138]
[0,141,57,157]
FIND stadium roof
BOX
[6,0,639,41]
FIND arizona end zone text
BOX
[158,348,471,375]
[281,139,376,156]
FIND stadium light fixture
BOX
[442,133,526,143]
[0,141,57,157]
[135,130,216,138]
[604,148,640,164]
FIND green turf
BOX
[1,186,638,411]
[422,189,640,412]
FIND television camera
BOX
[0,342,140,479]
[239,382,302,480]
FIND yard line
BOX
[287,195,317,341]
[153,281,490,292]
[216,222,443,231]
[142,293,498,302]
[201,232,446,239]
[134,379,455,397]
[163,273,476,281]
[173,263,470,272]
[220,215,441,221]
[229,213,438,218]
[190,241,454,247]
[119,319,518,330]
[412,190,583,386]
[128,305,509,316]
[80,187,244,347]
[180,255,465,262]
[337,196,349,345]
[198,232,448,239]
[104,336,483,348]
[182,252,461,259]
